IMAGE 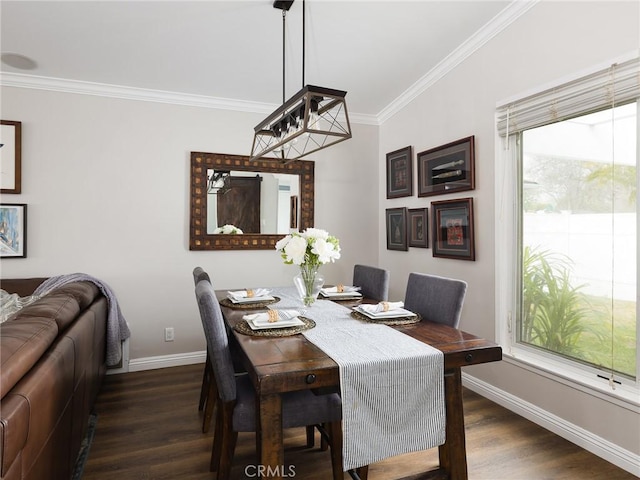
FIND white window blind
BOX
[496,55,640,136]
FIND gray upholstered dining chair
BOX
[403,272,467,328]
[194,279,354,480]
[194,267,216,432]
[353,264,390,302]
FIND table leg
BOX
[258,393,284,479]
[438,367,468,480]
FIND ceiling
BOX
[1,1,519,121]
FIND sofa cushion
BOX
[51,282,100,312]
[19,293,80,332]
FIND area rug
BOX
[71,414,98,480]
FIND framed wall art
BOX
[0,203,27,258]
[431,197,475,260]
[408,207,428,248]
[417,135,474,197]
[386,146,413,198]
[385,207,407,251]
[1,120,22,194]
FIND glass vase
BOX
[293,264,325,307]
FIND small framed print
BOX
[0,203,27,258]
[417,136,475,197]
[431,197,475,261]
[408,207,428,248]
[386,146,413,198]
[1,120,22,194]
[385,207,407,251]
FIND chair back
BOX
[403,272,467,328]
[193,266,211,286]
[195,280,237,402]
[353,264,390,301]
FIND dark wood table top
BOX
[217,293,502,395]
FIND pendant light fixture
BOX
[249,0,351,163]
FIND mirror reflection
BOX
[206,170,300,234]
[189,152,315,251]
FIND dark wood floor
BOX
[83,364,634,480]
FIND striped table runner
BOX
[271,288,445,471]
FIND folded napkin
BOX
[243,309,302,325]
[228,288,271,299]
[321,285,361,294]
[359,301,404,314]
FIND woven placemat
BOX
[219,296,281,310]
[350,310,422,325]
[233,316,316,337]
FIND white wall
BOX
[379,0,639,460]
[0,87,379,362]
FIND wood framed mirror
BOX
[189,152,314,250]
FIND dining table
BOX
[217,286,502,480]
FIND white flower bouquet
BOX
[275,228,341,306]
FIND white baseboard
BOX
[462,372,640,477]
[126,350,206,373]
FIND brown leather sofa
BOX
[0,278,108,480]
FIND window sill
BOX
[503,348,640,412]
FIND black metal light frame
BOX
[249,0,351,163]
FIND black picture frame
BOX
[408,207,428,248]
[417,136,475,197]
[386,146,413,198]
[431,197,475,261]
[0,203,27,258]
[385,207,407,251]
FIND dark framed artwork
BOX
[385,207,407,251]
[431,197,475,261]
[386,146,413,198]
[417,136,474,197]
[408,207,428,248]
[1,120,22,194]
[0,203,27,258]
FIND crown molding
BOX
[0,71,378,126]
[376,0,539,124]
[0,71,278,113]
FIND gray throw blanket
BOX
[34,273,130,366]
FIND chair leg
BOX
[327,420,344,480]
[210,404,222,472]
[212,402,238,480]
[320,422,329,451]
[199,354,211,411]
[202,371,217,433]
[305,425,315,448]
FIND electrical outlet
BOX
[164,327,175,342]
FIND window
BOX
[496,55,639,401]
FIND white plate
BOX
[320,290,363,299]
[247,317,305,330]
[354,305,417,319]
[227,295,276,304]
